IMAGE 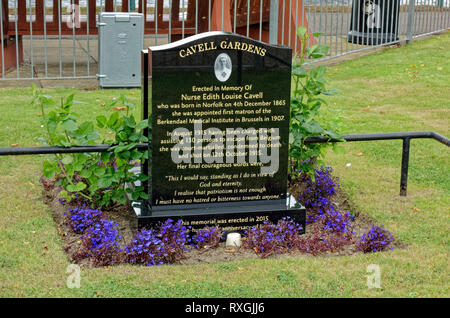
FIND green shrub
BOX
[289,27,343,180]
[31,85,149,206]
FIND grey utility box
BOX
[97,12,144,87]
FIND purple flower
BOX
[125,219,189,266]
[243,217,303,258]
[357,225,395,253]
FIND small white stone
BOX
[226,232,242,248]
[346,163,352,167]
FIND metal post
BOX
[294,0,299,54]
[400,138,411,196]
[269,0,279,45]
[388,0,393,44]
[288,0,291,46]
[406,0,416,43]
[169,0,172,42]
[233,0,236,33]
[394,0,400,42]
[72,0,76,77]
[208,0,211,32]
[58,0,62,77]
[196,0,199,34]
[14,0,19,77]
[28,0,34,78]
[281,0,285,45]
[247,0,250,37]
[319,0,323,46]
[155,0,158,45]
[0,0,5,78]
[182,0,185,39]
[87,0,90,76]
[259,0,263,41]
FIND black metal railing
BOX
[304,131,450,196]
[0,131,448,196]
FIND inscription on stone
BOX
[135,32,305,233]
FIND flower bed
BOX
[42,166,399,267]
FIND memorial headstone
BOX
[133,32,305,234]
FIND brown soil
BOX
[42,178,405,268]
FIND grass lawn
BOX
[0,33,448,298]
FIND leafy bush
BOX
[242,217,303,258]
[125,219,189,266]
[31,85,149,207]
[289,27,342,179]
[73,218,123,266]
[193,226,223,249]
[357,225,395,253]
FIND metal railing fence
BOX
[1,130,448,196]
[0,0,448,82]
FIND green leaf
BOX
[66,184,76,192]
[131,191,141,200]
[120,151,131,160]
[302,119,324,134]
[139,192,149,200]
[118,196,127,205]
[79,169,92,179]
[137,174,149,182]
[63,94,75,109]
[295,114,307,123]
[101,152,111,162]
[308,45,329,59]
[61,156,73,165]
[74,182,87,191]
[98,176,113,189]
[86,131,100,142]
[323,88,340,96]
[324,129,342,140]
[124,116,136,128]
[61,119,78,132]
[136,119,148,130]
[112,188,125,200]
[107,112,119,128]
[77,121,94,135]
[43,160,57,178]
[94,166,106,177]
[292,66,307,77]
[96,115,107,128]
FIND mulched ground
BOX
[42,177,404,268]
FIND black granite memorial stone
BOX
[134,32,305,234]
